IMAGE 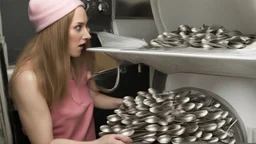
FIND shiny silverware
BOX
[145,24,256,50]
[99,88,238,143]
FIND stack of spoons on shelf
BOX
[144,24,256,50]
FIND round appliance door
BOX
[172,87,247,143]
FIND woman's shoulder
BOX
[11,68,37,92]
[11,60,36,86]
[9,66,48,107]
[16,69,36,83]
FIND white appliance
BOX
[88,0,256,143]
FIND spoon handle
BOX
[226,119,238,132]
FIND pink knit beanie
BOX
[28,0,85,32]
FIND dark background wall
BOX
[1,0,35,65]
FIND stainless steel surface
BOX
[113,0,153,19]
[87,46,256,78]
[98,87,247,143]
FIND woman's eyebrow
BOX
[75,19,89,25]
[75,22,85,25]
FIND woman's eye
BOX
[75,25,82,31]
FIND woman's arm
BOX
[88,79,123,109]
[11,70,95,144]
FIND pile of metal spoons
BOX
[144,24,256,50]
[99,88,237,144]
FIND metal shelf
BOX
[87,46,256,79]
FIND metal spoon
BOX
[177,114,196,122]
[206,111,223,120]
[221,111,229,119]
[158,119,168,126]
[178,96,190,104]
[131,132,156,139]
[107,114,121,122]
[126,107,137,114]
[169,126,186,136]
[199,123,217,132]
[172,136,197,143]
[195,103,204,110]
[100,125,113,133]
[194,130,203,138]
[171,109,186,116]
[157,135,172,144]
[193,110,208,118]
[135,111,151,118]
[149,106,162,114]
[119,128,135,137]
[164,115,175,123]
[201,132,213,140]
[137,91,147,96]
[136,104,148,111]
[207,137,219,143]
[112,125,123,133]
[123,99,136,107]
[148,88,158,95]
[145,124,160,132]
[161,101,174,107]
[144,115,160,124]
[177,103,196,111]
[114,109,125,117]
[143,99,155,107]
[185,124,199,134]
[214,129,228,140]
[121,118,132,125]
[217,119,226,129]
[106,121,116,126]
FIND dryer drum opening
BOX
[99,87,247,144]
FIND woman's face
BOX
[68,6,91,57]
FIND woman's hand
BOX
[94,134,132,144]
[114,98,123,108]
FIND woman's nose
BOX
[83,27,91,39]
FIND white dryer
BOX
[151,0,256,143]
[88,0,256,143]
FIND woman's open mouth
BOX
[78,43,85,49]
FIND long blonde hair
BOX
[9,10,95,105]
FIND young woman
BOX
[8,0,132,144]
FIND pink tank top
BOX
[50,73,96,141]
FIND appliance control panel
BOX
[82,0,111,15]
[82,0,112,32]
